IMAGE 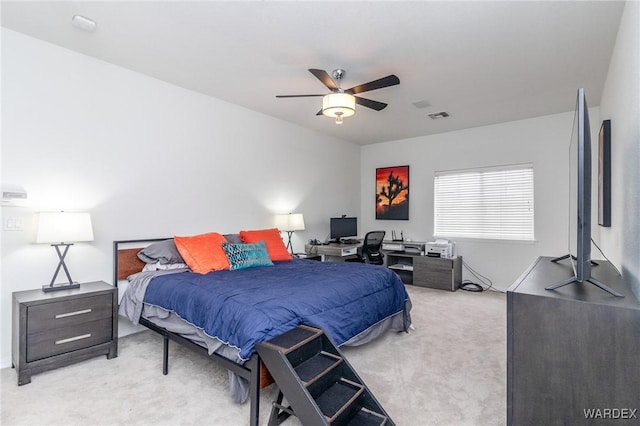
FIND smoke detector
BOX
[72,15,97,32]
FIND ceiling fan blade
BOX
[345,74,400,95]
[309,69,338,91]
[276,94,325,98]
[355,96,388,111]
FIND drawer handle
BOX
[55,334,92,345]
[55,309,92,319]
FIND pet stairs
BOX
[256,324,394,426]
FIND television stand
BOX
[508,256,639,424]
[546,255,623,297]
[545,275,624,297]
[549,253,598,266]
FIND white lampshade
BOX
[322,93,356,118]
[274,213,305,232]
[35,212,94,244]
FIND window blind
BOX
[434,164,534,241]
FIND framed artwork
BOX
[598,119,611,227]
[376,165,409,220]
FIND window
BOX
[434,164,534,241]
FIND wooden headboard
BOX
[112,238,169,286]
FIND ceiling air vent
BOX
[428,111,450,119]
[412,100,431,109]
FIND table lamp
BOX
[35,211,94,292]
[275,213,305,254]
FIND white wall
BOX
[597,0,640,298]
[360,110,607,291]
[0,29,360,367]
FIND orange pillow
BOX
[174,232,229,274]
[239,228,292,262]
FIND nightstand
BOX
[12,281,118,385]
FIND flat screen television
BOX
[546,88,622,297]
[330,217,358,242]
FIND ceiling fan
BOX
[276,69,400,125]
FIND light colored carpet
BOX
[0,285,506,426]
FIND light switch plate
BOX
[4,217,24,231]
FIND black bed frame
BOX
[113,239,262,426]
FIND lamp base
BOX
[42,282,81,293]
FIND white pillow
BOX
[142,262,189,272]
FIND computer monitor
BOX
[330,217,357,242]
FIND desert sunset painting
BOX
[376,165,409,220]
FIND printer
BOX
[426,239,454,258]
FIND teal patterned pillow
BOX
[222,241,274,270]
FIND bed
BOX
[114,234,412,425]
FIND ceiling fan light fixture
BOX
[276,68,400,125]
[322,93,356,123]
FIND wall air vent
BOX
[428,111,450,119]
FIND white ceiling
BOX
[1,1,625,145]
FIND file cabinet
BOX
[386,252,462,291]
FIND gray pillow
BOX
[223,233,243,244]
[137,239,184,264]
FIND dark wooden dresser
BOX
[12,281,118,385]
[507,257,640,425]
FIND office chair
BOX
[348,230,386,265]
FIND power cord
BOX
[461,260,504,293]
[460,280,484,292]
[591,237,622,276]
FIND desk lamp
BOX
[275,213,305,254]
[35,211,94,292]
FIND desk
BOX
[304,243,360,262]
[305,240,429,263]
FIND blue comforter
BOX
[143,258,409,360]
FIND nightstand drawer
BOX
[27,294,113,333]
[26,318,113,362]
